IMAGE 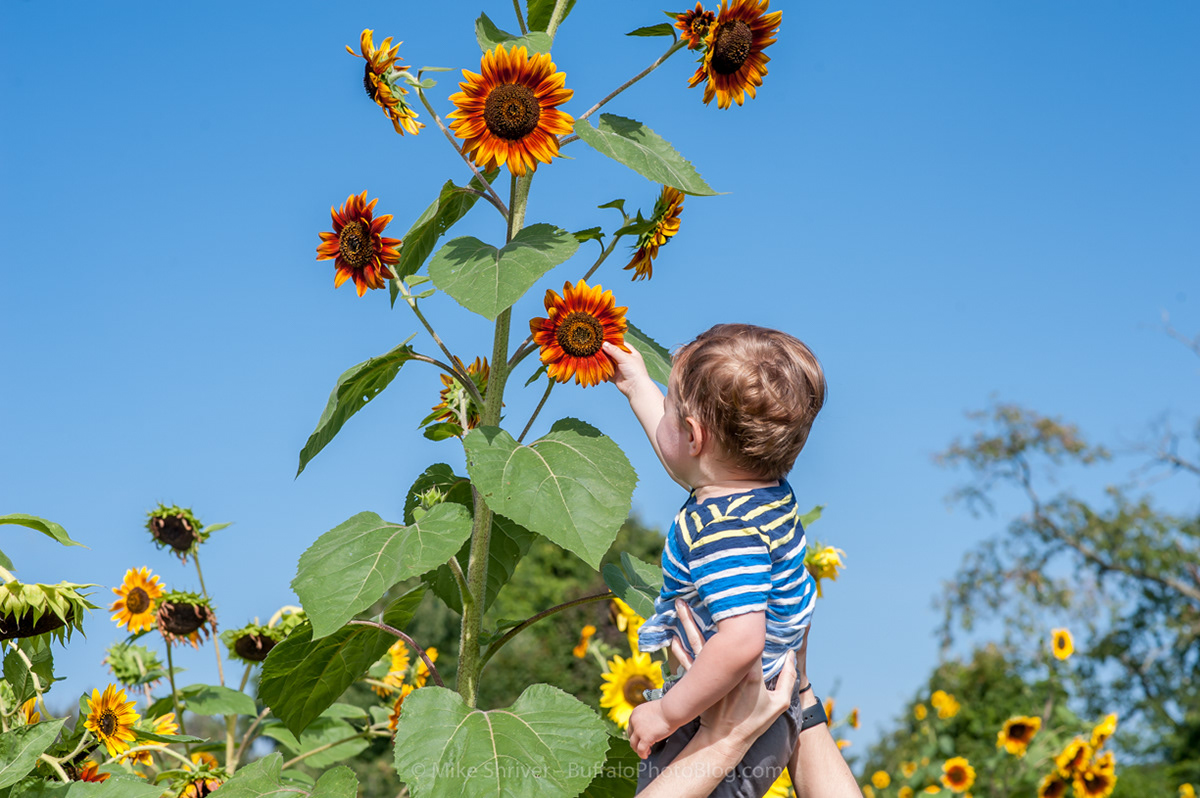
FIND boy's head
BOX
[666,324,826,481]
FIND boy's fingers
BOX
[673,598,706,655]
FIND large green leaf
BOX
[259,589,423,736]
[464,419,637,569]
[5,777,165,798]
[292,504,471,639]
[393,684,608,798]
[0,719,65,789]
[526,0,577,31]
[180,683,256,716]
[627,23,675,37]
[601,552,662,621]
[205,754,357,798]
[428,224,580,321]
[0,516,83,549]
[296,343,416,476]
[572,115,718,196]
[624,321,672,385]
[580,733,641,798]
[272,716,368,769]
[3,638,54,705]
[476,13,553,54]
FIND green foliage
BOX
[475,13,553,54]
[602,552,662,620]
[3,639,54,705]
[623,322,672,385]
[0,516,83,551]
[580,732,640,798]
[180,683,256,716]
[572,114,719,196]
[3,777,166,798]
[526,0,576,31]
[627,24,676,38]
[0,720,66,789]
[211,753,358,798]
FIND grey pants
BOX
[635,672,804,798]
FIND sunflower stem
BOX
[446,556,471,611]
[164,641,190,746]
[512,0,528,34]
[480,591,613,671]
[582,228,626,282]
[233,707,270,768]
[38,754,70,782]
[517,379,554,443]
[280,725,387,770]
[416,89,509,218]
[104,743,194,769]
[347,620,444,688]
[545,0,570,42]
[410,352,485,408]
[192,552,226,688]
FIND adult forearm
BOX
[660,636,758,728]
[788,692,862,798]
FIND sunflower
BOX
[1090,712,1117,750]
[996,715,1041,757]
[599,651,663,729]
[372,640,412,698]
[609,598,645,652]
[1055,737,1092,776]
[104,641,166,688]
[823,698,834,724]
[688,0,781,109]
[1037,772,1068,798]
[923,788,941,795]
[0,580,95,645]
[872,771,891,789]
[388,683,416,732]
[84,684,140,758]
[1073,751,1116,798]
[930,690,960,719]
[119,711,178,767]
[317,191,401,297]
[346,29,423,136]
[762,770,792,798]
[221,623,284,664]
[940,757,975,793]
[899,789,914,798]
[1181,785,1196,798]
[187,752,220,771]
[75,761,109,783]
[805,543,846,597]
[676,3,717,50]
[572,624,597,659]
[530,279,629,388]
[624,186,684,281]
[862,788,875,798]
[447,44,574,177]
[848,707,860,729]
[426,356,490,433]
[110,567,163,634]
[836,739,851,750]
[901,762,917,778]
[413,647,438,688]
[1051,628,1074,660]
[146,504,208,560]
[155,591,217,648]
[180,775,224,797]
[914,703,928,721]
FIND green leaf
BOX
[597,199,626,213]
[259,588,424,736]
[3,638,54,705]
[476,13,554,54]
[0,516,83,549]
[572,114,718,196]
[0,719,66,789]
[393,684,608,798]
[7,777,165,798]
[280,718,368,769]
[581,733,641,798]
[573,226,604,245]
[201,522,232,535]
[296,343,417,476]
[134,731,204,744]
[204,753,358,798]
[257,723,301,751]
[181,683,256,717]
[800,504,824,528]
[464,419,638,569]
[0,548,12,571]
[422,422,461,442]
[602,552,663,620]
[527,0,577,31]
[429,224,580,321]
[627,24,676,37]
[292,504,471,639]
[624,321,673,385]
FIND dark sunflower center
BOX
[339,220,375,268]
[690,17,710,36]
[484,83,542,141]
[1009,722,1028,740]
[363,64,378,101]
[622,675,654,706]
[947,767,965,784]
[556,312,605,357]
[153,515,196,551]
[125,587,151,614]
[98,709,118,737]
[712,20,753,75]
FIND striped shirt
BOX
[637,481,815,681]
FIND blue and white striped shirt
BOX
[637,482,815,681]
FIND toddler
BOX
[603,323,826,797]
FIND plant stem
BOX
[545,0,570,42]
[347,621,444,688]
[480,591,613,669]
[416,89,509,218]
[233,707,270,769]
[447,556,471,611]
[38,754,69,782]
[10,644,45,703]
[192,553,226,688]
[164,641,189,744]
[105,744,194,769]
[582,229,626,282]
[280,726,386,769]
[0,565,15,583]
[518,380,554,443]
[410,353,485,408]
[512,0,528,34]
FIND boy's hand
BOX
[603,341,652,399]
[627,699,676,759]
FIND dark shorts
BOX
[635,672,804,798]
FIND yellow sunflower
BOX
[186,752,220,771]
[624,186,684,281]
[872,771,891,789]
[940,757,975,793]
[914,703,928,721]
[688,0,781,109]
[76,761,109,783]
[923,787,942,795]
[996,715,1041,756]
[1090,712,1117,750]
[317,191,401,297]
[805,543,846,597]
[109,567,163,634]
[1180,785,1196,798]
[609,598,645,652]
[836,739,851,750]
[529,279,629,388]
[848,707,860,729]
[1055,737,1092,776]
[388,683,416,732]
[899,789,914,798]
[901,761,917,778]
[346,29,422,136]
[372,640,412,698]
[1037,772,1069,798]
[429,356,489,432]
[762,769,792,798]
[19,698,40,725]
[1051,628,1074,660]
[447,44,574,177]
[119,711,178,767]
[414,647,438,688]
[84,684,140,758]
[676,3,717,50]
[572,624,597,659]
[1073,751,1116,798]
[930,690,960,719]
[599,651,663,729]
[862,786,875,798]
[823,698,835,724]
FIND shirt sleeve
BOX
[682,509,772,622]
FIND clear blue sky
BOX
[2,0,1198,762]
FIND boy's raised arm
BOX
[603,341,688,488]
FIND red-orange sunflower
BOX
[346,29,423,136]
[689,0,782,109]
[447,44,574,177]
[530,279,629,387]
[316,191,401,297]
[625,186,684,281]
[676,3,717,50]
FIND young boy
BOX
[603,323,826,797]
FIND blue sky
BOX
[2,0,1198,762]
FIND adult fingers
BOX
[673,598,705,655]
[669,636,694,671]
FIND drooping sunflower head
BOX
[1037,773,1069,798]
[317,191,402,297]
[688,0,781,109]
[599,651,664,729]
[447,44,574,177]
[530,279,629,388]
[1089,712,1117,750]
[346,29,423,136]
[387,683,416,732]
[0,580,95,645]
[220,623,284,664]
[572,624,597,658]
[155,591,217,647]
[624,186,684,281]
[1055,737,1092,777]
[996,715,1041,756]
[84,684,140,758]
[848,707,860,729]
[110,567,164,634]
[146,505,208,560]
[426,356,490,434]
[104,641,166,689]
[1051,628,1074,660]
[270,606,308,637]
[676,3,717,49]
[940,756,975,793]
[75,761,110,783]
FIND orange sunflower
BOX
[429,357,489,432]
[530,279,629,387]
[346,29,422,136]
[447,44,574,176]
[625,186,684,281]
[676,3,717,50]
[110,567,163,634]
[76,761,109,783]
[317,191,401,297]
[388,683,416,732]
[689,0,782,109]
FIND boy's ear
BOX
[684,416,706,456]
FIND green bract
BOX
[0,581,95,645]
[104,641,167,688]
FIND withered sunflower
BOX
[688,0,782,109]
[84,684,140,758]
[447,44,574,176]
[146,505,209,561]
[75,761,109,783]
[625,186,684,281]
[599,651,663,729]
[317,191,402,297]
[221,623,283,664]
[529,279,629,388]
[110,567,163,634]
[346,29,423,136]
[155,591,217,648]
[940,757,975,793]
[424,356,490,433]
[0,580,94,644]
[996,715,1041,757]
[676,3,717,50]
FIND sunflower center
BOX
[125,587,151,614]
[363,64,378,101]
[712,20,753,75]
[690,17,711,37]
[556,312,605,357]
[622,675,654,706]
[339,220,375,269]
[98,709,119,737]
[484,83,542,141]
